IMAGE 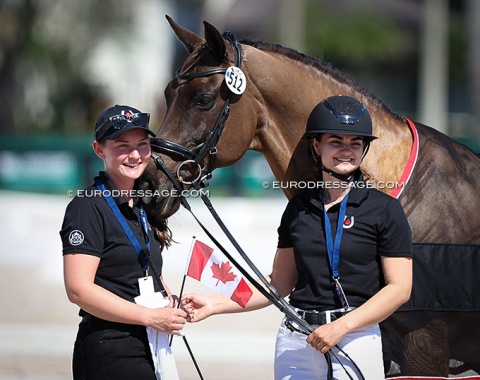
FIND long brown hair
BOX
[154,222,174,250]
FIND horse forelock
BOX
[177,43,216,76]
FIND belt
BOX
[296,309,350,325]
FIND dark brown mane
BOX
[241,38,403,120]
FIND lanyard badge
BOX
[323,194,350,311]
[135,276,169,308]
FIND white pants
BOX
[274,317,385,380]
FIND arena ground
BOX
[0,191,286,379]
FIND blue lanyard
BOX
[323,193,349,280]
[95,179,150,272]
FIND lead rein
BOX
[151,152,312,333]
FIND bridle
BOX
[149,30,243,188]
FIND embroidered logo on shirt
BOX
[68,230,85,245]
[343,216,355,229]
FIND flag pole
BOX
[169,236,204,380]
[179,235,196,302]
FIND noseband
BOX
[150,31,243,188]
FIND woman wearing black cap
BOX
[60,105,187,379]
[182,96,413,379]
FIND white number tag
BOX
[225,66,247,95]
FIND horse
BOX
[140,16,480,377]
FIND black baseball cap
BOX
[94,104,155,141]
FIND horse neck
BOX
[362,107,412,190]
[243,46,412,198]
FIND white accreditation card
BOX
[134,276,169,308]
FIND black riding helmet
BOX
[305,95,377,181]
[305,95,377,140]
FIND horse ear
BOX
[165,15,203,53]
[203,21,226,62]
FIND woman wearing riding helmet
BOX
[182,95,413,380]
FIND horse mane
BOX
[241,39,403,120]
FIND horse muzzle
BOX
[138,158,183,220]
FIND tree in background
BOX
[1,0,477,145]
[0,0,133,134]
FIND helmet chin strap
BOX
[321,165,354,182]
[310,144,354,182]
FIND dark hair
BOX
[154,221,174,250]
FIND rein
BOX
[151,152,314,333]
[150,30,365,380]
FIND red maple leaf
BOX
[211,261,237,286]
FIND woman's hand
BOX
[306,321,346,353]
[145,307,188,336]
[181,294,216,323]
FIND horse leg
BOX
[448,313,480,375]
[402,319,449,376]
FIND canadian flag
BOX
[186,240,253,308]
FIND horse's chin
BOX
[144,195,181,222]
[159,196,181,218]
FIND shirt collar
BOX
[94,171,130,208]
[347,172,369,206]
[307,171,369,211]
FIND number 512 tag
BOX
[225,66,247,95]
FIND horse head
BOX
[140,16,259,222]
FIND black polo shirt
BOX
[278,176,412,311]
[60,172,163,308]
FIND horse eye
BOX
[193,93,215,110]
